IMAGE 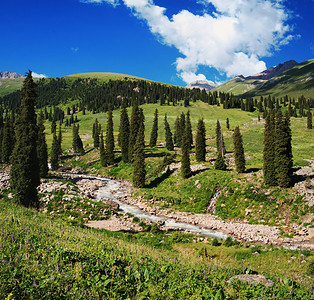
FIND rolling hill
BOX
[213,59,314,98]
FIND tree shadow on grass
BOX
[146,168,174,188]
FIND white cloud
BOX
[32,72,47,78]
[180,72,207,84]
[85,0,295,83]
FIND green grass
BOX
[0,197,313,299]
[0,78,24,97]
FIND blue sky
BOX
[1,0,313,86]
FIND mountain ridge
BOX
[0,71,25,79]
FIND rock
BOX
[196,184,202,189]
[228,274,274,287]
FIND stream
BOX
[62,172,231,240]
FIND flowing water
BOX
[63,173,231,240]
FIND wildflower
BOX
[25,253,30,261]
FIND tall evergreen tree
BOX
[164,114,174,151]
[173,116,180,146]
[215,120,225,156]
[57,124,62,158]
[10,71,40,208]
[149,108,158,147]
[195,119,206,162]
[233,126,245,173]
[50,132,59,171]
[226,118,230,130]
[263,110,276,186]
[118,104,130,163]
[274,111,293,187]
[128,103,140,161]
[181,124,192,178]
[72,124,84,154]
[105,108,115,165]
[99,131,106,167]
[92,118,100,148]
[1,116,14,163]
[37,111,48,177]
[186,110,193,149]
[307,110,312,129]
[132,121,146,188]
[51,119,56,134]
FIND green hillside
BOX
[66,72,153,82]
[0,78,25,97]
[212,77,260,95]
[244,59,314,98]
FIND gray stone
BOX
[228,274,274,287]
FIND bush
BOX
[212,237,220,246]
[223,236,233,247]
[150,222,160,233]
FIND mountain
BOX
[213,60,304,96]
[0,71,25,79]
[186,80,217,91]
[243,59,314,98]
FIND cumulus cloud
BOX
[32,72,47,78]
[85,0,294,83]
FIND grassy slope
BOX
[0,78,25,97]
[0,198,312,299]
[44,101,314,227]
[213,59,314,98]
[244,59,314,98]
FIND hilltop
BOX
[213,59,314,98]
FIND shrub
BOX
[306,259,314,276]
[223,236,233,247]
[212,237,220,246]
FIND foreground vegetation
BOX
[0,197,313,299]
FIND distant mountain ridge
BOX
[186,80,217,91]
[0,71,25,79]
[244,60,298,81]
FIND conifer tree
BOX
[164,114,174,151]
[37,111,48,177]
[57,124,62,158]
[10,71,40,208]
[233,126,245,173]
[186,110,193,149]
[118,103,130,163]
[215,120,225,156]
[132,121,146,188]
[263,110,276,186]
[307,110,312,129]
[51,119,56,134]
[105,108,115,165]
[149,108,158,147]
[92,118,100,148]
[173,116,180,145]
[181,124,191,178]
[274,111,293,187]
[1,116,14,163]
[214,150,227,170]
[226,118,230,130]
[128,103,140,160]
[195,119,206,162]
[72,124,84,154]
[50,132,59,171]
[99,131,106,166]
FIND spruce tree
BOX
[132,121,146,188]
[195,119,206,162]
[186,110,193,149]
[99,131,106,166]
[214,150,227,170]
[274,111,293,187]
[57,124,62,158]
[263,110,276,186]
[226,118,230,130]
[51,119,56,134]
[164,114,174,151]
[93,118,100,148]
[10,71,40,208]
[149,108,158,147]
[37,111,48,177]
[118,104,130,163]
[181,124,191,178]
[50,132,59,170]
[1,116,14,163]
[215,120,225,156]
[105,108,115,165]
[233,126,245,173]
[72,124,84,154]
[174,116,180,146]
[307,110,312,129]
[128,103,140,161]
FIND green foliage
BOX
[214,151,227,170]
[118,104,130,163]
[223,236,234,247]
[307,109,312,129]
[164,114,174,151]
[92,118,101,148]
[233,126,245,173]
[212,238,220,246]
[1,115,14,163]
[50,132,59,170]
[149,108,158,147]
[185,110,193,149]
[99,132,106,167]
[181,126,191,179]
[216,120,225,155]
[133,121,146,188]
[72,124,84,154]
[195,118,206,162]
[306,258,314,276]
[105,108,115,165]
[9,71,40,208]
